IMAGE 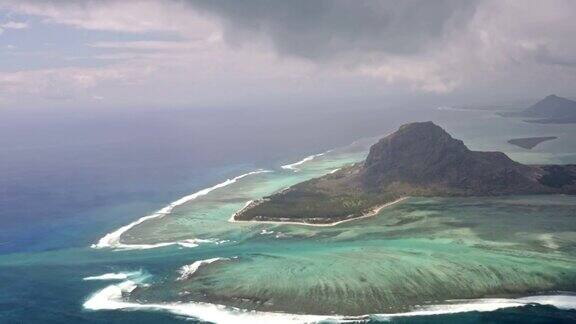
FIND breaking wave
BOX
[83,271,143,281]
[91,170,271,250]
[177,257,226,281]
[83,271,576,323]
[281,153,325,171]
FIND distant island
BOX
[508,136,558,149]
[499,94,576,124]
[233,122,576,225]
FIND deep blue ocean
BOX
[0,105,414,254]
[0,105,574,323]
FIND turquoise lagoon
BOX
[1,107,575,323]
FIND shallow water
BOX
[1,107,576,323]
[83,110,576,319]
[117,195,576,315]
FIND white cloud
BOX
[0,0,575,107]
[0,20,28,35]
[338,0,576,95]
[357,60,460,94]
[0,0,205,34]
[89,40,205,51]
[0,64,154,103]
[1,21,28,29]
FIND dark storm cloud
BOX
[188,0,479,60]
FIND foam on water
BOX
[83,270,336,323]
[91,170,271,250]
[83,271,576,323]
[177,258,226,281]
[83,271,143,281]
[281,153,325,171]
[81,127,576,322]
[84,287,332,323]
[379,295,576,318]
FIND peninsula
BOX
[508,136,558,149]
[233,122,576,224]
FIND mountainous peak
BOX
[524,94,576,118]
[364,121,468,175]
[236,121,575,224]
[497,94,576,123]
[540,94,570,104]
[396,121,445,134]
[361,122,536,193]
[391,121,463,146]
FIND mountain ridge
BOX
[234,122,576,224]
[500,94,576,123]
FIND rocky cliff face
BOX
[361,122,542,195]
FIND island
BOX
[507,136,558,149]
[499,94,576,123]
[233,122,576,224]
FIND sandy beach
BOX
[229,196,409,227]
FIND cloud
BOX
[1,21,28,29]
[187,0,478,60]
[0,64,154,103]
[357,60,459,94]
[1,0,576,106]
[184,0,576,94]
[1,0,180,32]
[89,40,207,51]
[0,20,28,35]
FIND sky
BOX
[0,0,575,110]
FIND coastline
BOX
[229,196,409,227]
[280,152,326,171]
[507,136,558,149]
[91,169,271,250]
[82,269,576,321]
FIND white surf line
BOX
[227,200,255,223]
[91,170,271,250]
[436,106,477,112]
[83,271,143,281]
[539,233,560,250]
[281,152,327,171]
[83,273,576,324]
[177,258,225,281]
[95,238,218,251]
[376,295,576,319]
[83,277,337,324]
[229,197,409,227]
[280,133,390,173]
